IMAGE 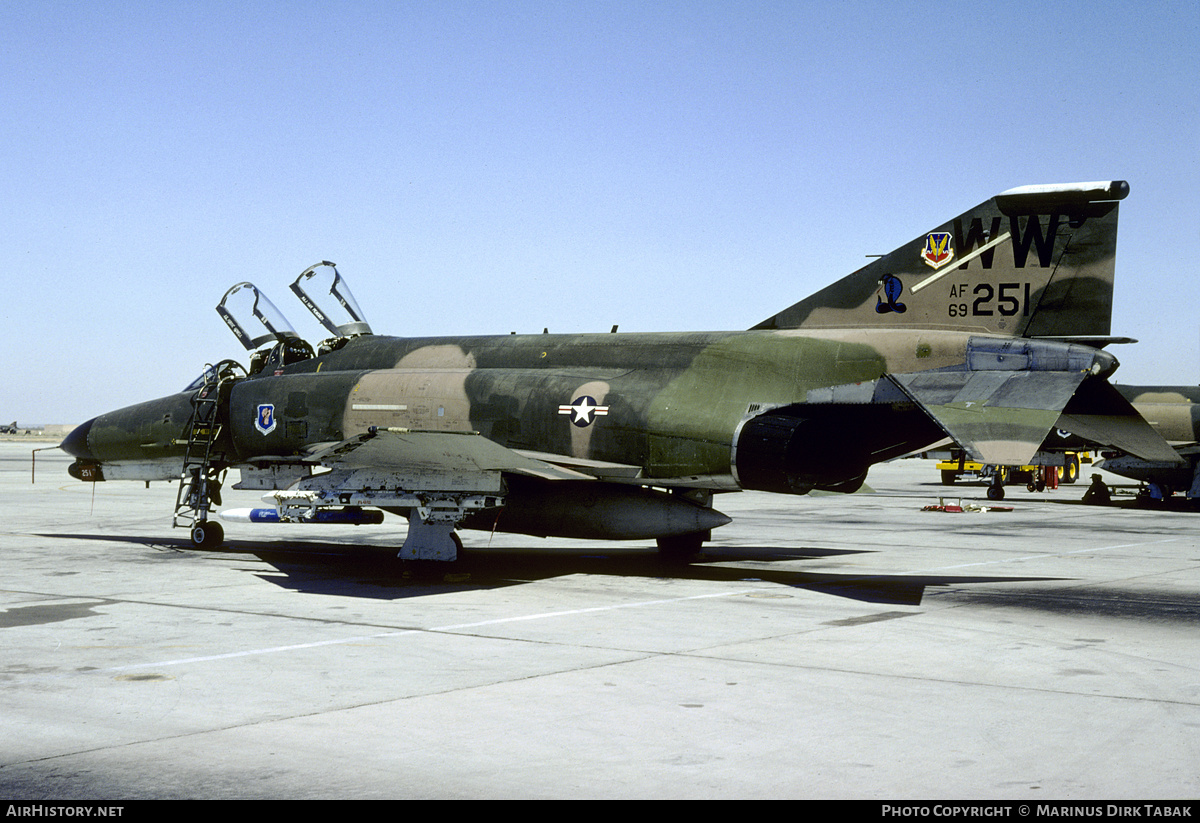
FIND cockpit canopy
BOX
[214,263,374,377]
[290,261,373,338]
[217,282,299,351]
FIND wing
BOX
[244,428,594,561]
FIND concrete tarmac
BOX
[2,442,1197,799]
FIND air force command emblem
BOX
[921,231,954,269]
[255,403,276,435]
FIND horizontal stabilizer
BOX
[892,370,1089,465]
[1054,380,1184,464]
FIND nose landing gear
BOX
[189,518,224,549]
[173,360,242,549]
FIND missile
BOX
[218,507,385,525]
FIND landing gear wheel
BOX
[986,483,1006,501]
[657,532,705,562]
[190,521,224,549]
[1062,456,1079,484]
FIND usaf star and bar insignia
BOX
[558,395,609,428]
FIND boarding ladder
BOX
[172,360,244,546]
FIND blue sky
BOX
[4,1,1198,425]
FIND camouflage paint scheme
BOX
[62,181,1180,558]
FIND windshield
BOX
[183,364,221,392]
[182,359,246,392]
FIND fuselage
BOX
[62,327,1112,493]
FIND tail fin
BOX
[752,181,1129,342]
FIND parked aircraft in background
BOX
[1098,385,1200,500]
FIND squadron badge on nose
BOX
[255,403,276,435]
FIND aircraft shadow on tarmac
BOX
[932,584,1200,625]
[39,532,1056,607]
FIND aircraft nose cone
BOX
[60,417,95,459]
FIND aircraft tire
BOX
[986,484,1005,501]
[940,470,957,486]
[1063,457,1079,484]
[191,521,224,549]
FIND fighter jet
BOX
[1095,385,1200,500]
[60,180,1180,560]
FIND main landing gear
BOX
[986,468,1008,501]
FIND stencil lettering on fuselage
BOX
[343,345,476,434]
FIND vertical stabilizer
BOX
[753,181,1129,340]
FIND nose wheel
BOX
[175,467,226,548]
[190,520,224,549]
